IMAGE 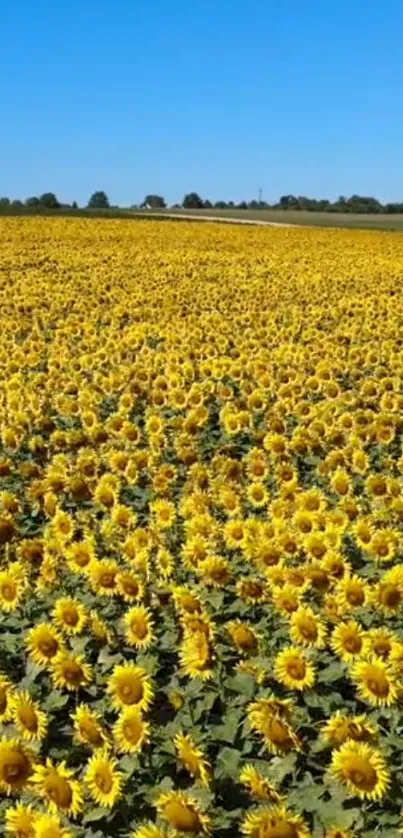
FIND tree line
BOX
[2,190,403,215]
[170,193,403,214]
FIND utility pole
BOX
[258,187,262,207]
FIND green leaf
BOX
[225,672,255,697]
[318,661,345,683]
[268,752,297,783]
[216,747,241,778]
[82,806,110,824]
[213,710,242,744]
[43,691,69,711]
[119,754,139,777]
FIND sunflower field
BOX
[1,217,403,838]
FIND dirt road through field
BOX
[131,211,296,227]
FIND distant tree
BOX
[214,201,228,209]
[248,200,260,210]
[11,200,23,208]
[25,196,40,208]
[0,197,10,206]
[143,194,166,208]
[385,202,403,214]
[39,192,60,209]
[237,201,248,209]
[203,199,212,209]
[87,191,110,209]
[183,192,203,209]
[279,195,300,210]
[72,201,78,209]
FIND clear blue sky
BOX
[3,0,403,205]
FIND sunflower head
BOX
[107,663,154,711]
[241,805,311,838]
[331,740,390,800]
[0,739,33,794]
[274,647,316,691]
[227,620,259,653]
[174,732,211,787]
[52,596,87,634]
[239,765,284,802]
[289,606,326,649]
[113,706,151,754]
[331,621,368,662]
[157,790,211,834]
[26,623,64,666]
[50,651,93,691]
[12,691,48,742]
[322,711,377,747]
[85,749,123,809]
[30,812,73,838]
[4,803,36,837]
[72,704,108,749]
[351,657,398,707]
[124,605,155,649]
[32,758,83,817]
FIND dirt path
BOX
[131,211,297,227]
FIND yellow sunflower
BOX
[0,674,15,723]
[26,624,64,666]
[226,620,259,654]
[331,621,369,662]
[85,749,123,808]
[52,597,87,634]
[336,575,369,610]
[174,732,211,787]
[71,704,109,749]
[0,566,26,612]
[32,759,83,817]
[236,577,267,604]
[271,584,302,616]
[32,812,73,838]
[274,647,316,691]
[89,609,114,646]
[172,585,202,614]
[50,651,93,691]
[107,663,154,712]
[367,628,395,660]
[180,631,214,680]
[4,803,35,837]
[241,805,311,838]
[331,741,389,800]
[289,606,326,649]
[248,698,300,755]
[351,657,398,706]
[151,499,176,530]
[113,706,151,754]
[89,558,119,596]
[65,538,95,574]
[304,531,328,560]
[247,482,269,509]
[239,765,284,802]
[116,569,145,602]
[155,547,175,579]
[156,790,211,834]
[322,711,377,747]
[51,509,75,543]
[124,605,155,649]
[12,692,48,742]
[0,739,33,794]
[197,555,231,587]
[132,824,166,838]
